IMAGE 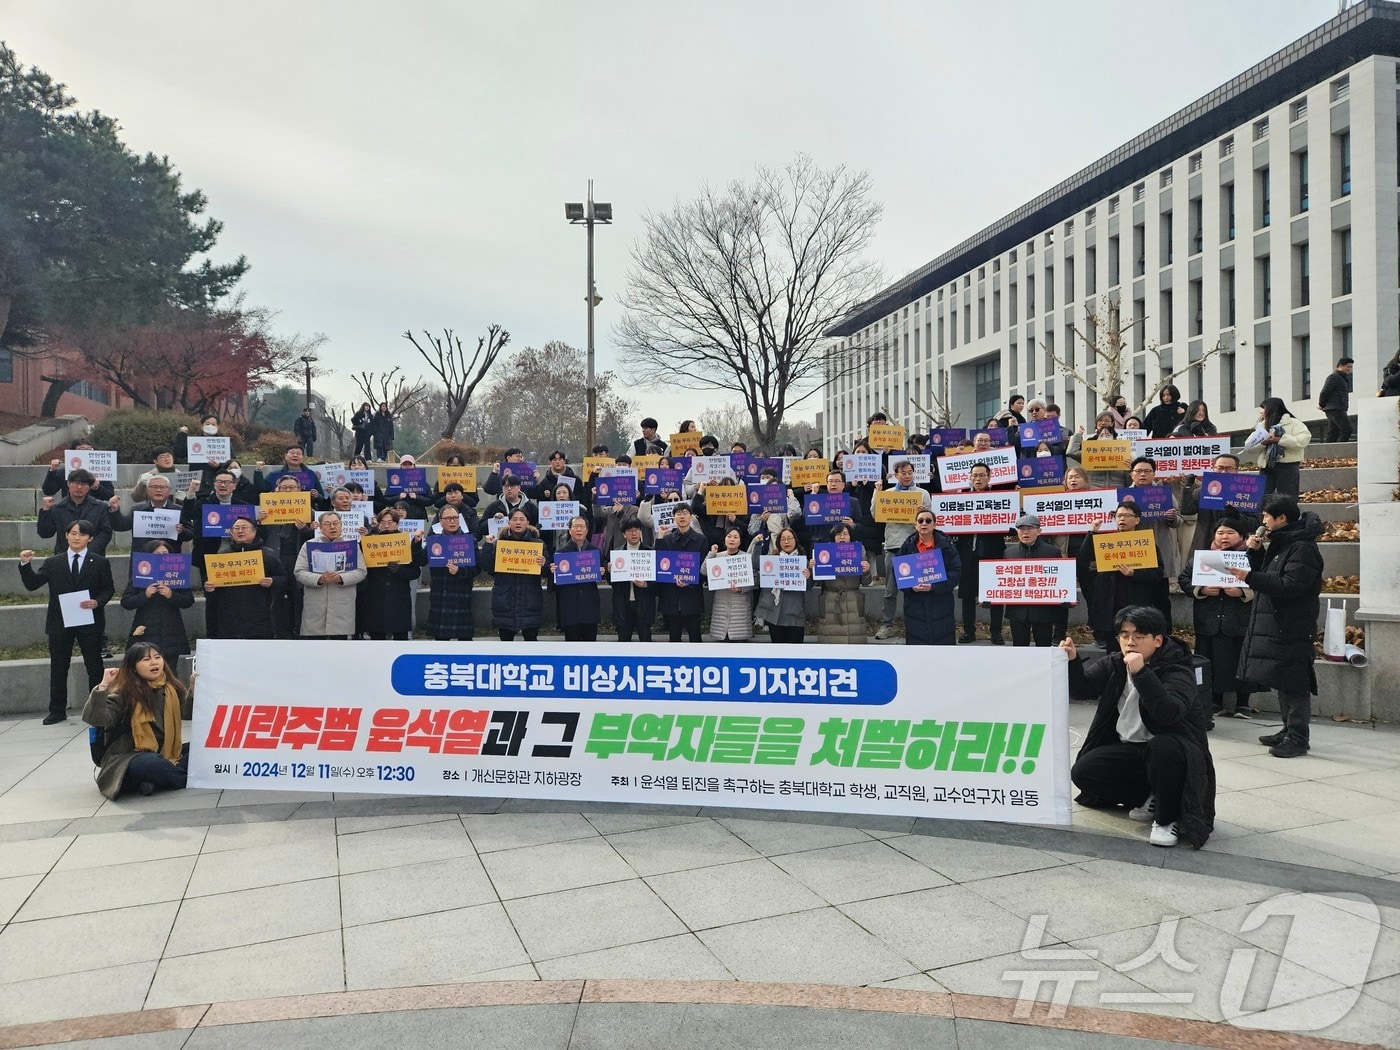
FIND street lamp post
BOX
[565,183,612,449]
[300,355,316,410]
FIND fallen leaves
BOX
[1299,486,1357,503]
[1321,575,1360,593]
[1321,520,1359,542]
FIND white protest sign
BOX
[539,500,580,531]
[1129,437,1230,479]
[689,456,735,482]
[928,492,1019,534]
[397,518,425,539]
[1020,489,1119,534]
[186,436,231,464]
[887,453,932,484]
[133,509,180,540]
[758,553,807,591]
[174,470,202,493]
[706,552,754,590]
[936,447,1018,491]
[350,501,375,529]
[487,517,507,539]
[979,559,1077,604]
[65,449,118,482]
[607,548,655,582]
[651,501,679,537]
[316,463,348,490]
[841,453,882,483]
[1190,549,1252,588]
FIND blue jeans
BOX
[121,745,190,796]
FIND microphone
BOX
[1254,525,1268,545]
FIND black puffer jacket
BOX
[896,530,961,645]
[1070,637,1215,848]
[1237,513,1324,693]
[1176,559,1253,637]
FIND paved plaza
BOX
[0,702,1398,1049]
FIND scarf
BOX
[129,676,182,761]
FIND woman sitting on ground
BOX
[82,642,193,800]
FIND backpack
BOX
[88,724,113,766]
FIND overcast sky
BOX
[3,0,1336,443]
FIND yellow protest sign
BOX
[1092,529,1159,572]
[258,491,312,525]
[789,459,829,488]
[632,454,662,479]
[1081,440,1133,472]
[873,489,924,523]
[495,538,544,575]
[669,431,702,456]
[868,422,907,451]
[204,551,266,588]
[437,466,477,490]
[705,485,748,515]
[361,531,413,567]
[582,455,613,478]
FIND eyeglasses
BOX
[916,517,935,524]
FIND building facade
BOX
[825,1,1400,450]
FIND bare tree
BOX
[403,325,510,440]
[317,399,353,460]
[617,154,883,450]
[1046,296,1224,418]
[350,365,429,419]
[697,401,752,448]
[908,369,959,429]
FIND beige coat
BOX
[294,545,368,637]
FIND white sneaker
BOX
[1149,821,1179,848]
[1127,794,1155,822]
[875,625,893,640]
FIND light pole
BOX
[300,355,316,410]
[566,183,612,449]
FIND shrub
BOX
[418,440,508,464]
[244,430,302,466]
[89,409,200,462]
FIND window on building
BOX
[913,326,920,363]
[1294,149,1309,213]
[1133,223,1145,277]
[1009,341,1018,386]
[1290,98,1307,122]
[1256,344,1272,404]
[1223,349,1237,411]
[1027,275,1036,317]
[1160,211,1173,266]
[1107,235,1120,286]
[1160,169,1173,188]
[1027,335,1036,381]
[937,316,945,353]
[1337,228,1353,295]
[974,359,1001,424]
[1108,196,1120,215]
[1256,167,1270,227]
[1336,324,1353,361]
[0,348,12,383]
[964,302,971,340]
[69,379,110,405]
[1045,231,1055,248]
[1222,183,1236,241]
[993,259,1001,273]
[978,266,985,280]
[1295,335,1312,399]
[1221,135,1235,157]
[1257,255,1272,316]
[1295,242,1310,307]
[1222,268,1236,327]
[1008,282,1018,321]
[1045,266,1054,308]
[1335,131,1351,197]
[1189,152,1202,173]
[1044,330,1055,377]
[1160,289,1173,343]
[1331,74,1350,101]
[1189,279,1204,337]
[1085,247,1096,296]
[903,333,910,369]
[978,296,986,339]
[1189,198,1203,253]
[950,311,957,348]
[1133,182,1145,202]
[963,274,971,288]
[1064,219,1074,236]
[1133,298,1146,353]
[1085,206,1096,225]
[1009,247,1018,263]
[993,289,1001,333]
[1254,118,1269,141]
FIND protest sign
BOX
[644,468,684,495]
[185,436,231,464]
[553,549,602,585]
[1116,484,1175,520]
[65,449,117,482]
[654,550,700,585]
[1129,437,1230,479]
[651,501,679,537]
[582,455,614,478]
[926,428,967,448]
[978,559,1076,604]
[704,485,748,515]
[1197,471,1265,512]
[887,453,932,484]
[788,458,829,488]
[758,553,807,591]
[174,469,202,493]
[669,431,702,456]
[747,483,789,514]
[361,531,413,567]
[190,640,1073,826]
[1017,456,1065,488]
[494,539,544,575]
[385,468,429,496]
[315,463,347,490]
[928,492,1019,534]
[867,422,907,451]
[200,504,256,538]
[1020,489,1118,533]
[891,549,948,588]
[204,550,267,587]
[803,493,850,525]
[349,501,376,530]
[258,491,313,525]
[133,509,181,540]
[1191,549,1252,588]
[970,427,1010,447]
[397,518,426,540]
[593,474,637,506]
[130,552,192,588]
[811,542,864,580]
[1080,440,1132,472]
[689,455,735,483]
[499,461,537,484]
[608,548,656,582]
[425,534,477,568]
[436,465,477,490]
[936,447,1018,490]
[841,453,882,483]
[305,540,360,573]
[706,552,755,590]
[873,489,924,524]
[631,455,662,477]
[1092,529,1158,571]
[538,500,580,532]
[344,469,375,493]
[1018,419,1061,448]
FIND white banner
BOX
[841,453,882,483]
[186,436,232,464]
[315,463,348,490]
[189,640,1073,825]
[651,501,679,538]
[1129,436,1230,479]
[928,492,1019,534]
[978,559,1077,604]
[539,500,580,531]
[757,553,807,591]
[1019,489,1119,534]
[707,552,754,589]
[936,447,1018,491]
[689,456,735,482]
[65,449,118,482]
[1190,549,1252,588]
[607,548,656,582]
[133,509,181,540]
[886,453,931,484]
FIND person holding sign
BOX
[547,516,603,641]
[895,511,960,646]
[754,528,811,644]
[483,448,539,499]
[82,643,194,800]
[430,483,481,536]
[294,511,368,639]
[703,528,755,641]
[815,523,872,644]
[358,508,426,640]
[111,475,189,552]
[1062,606,1216,850]
[1078,500,1167,649]
[18,521,115,725]
[695,476,751,550]
[479,508,546,641]
[875,459,933,640]
[538,450,581,502]
[1178,513,1257,723]
[656,503,708,642]
[477,473,539,536]
[43,440,116,503]
[609,516,657,643]
[1242,397,1311,498]
[203,517,284,640]
[955,462,1007,646]
[1000,514,1070,648]
[425,505,481,640]
[1230,495,1324,759]
[261,475,316,638]
[120,540,194,658]
[37,468,114,557]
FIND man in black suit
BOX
[18,520,115,724]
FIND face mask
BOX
[202,425,218,435]
[1037,450,1051,458]
[230,468,242,478]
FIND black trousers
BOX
[768,624,805,644]
[1071,737,1189,824]
[613,589,657,642]
[961,597,1003,638]
[498,628,539,641]
[666,613,703,643]
[353,433,373,461]
[1010,620,1055,647]
[562,624,598,642]
[48,627,104,717]
[1323,408,1351,443]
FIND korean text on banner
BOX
[758,554,807,591]
[65,449,118,482]
[811,542,864,580]
[936,447,1017,491]
[704,485,748,516]
[747,484,788,514]
[582,455,614,478]
[1017,456,1064,489]
[204,550,266,587]
[436,466,477,490]
[1020,489,1117,533]
[1081,440,1132,472]
[891,549,947,589]
[644,468,683,495]
[928,492,1019,534]
[130,553,192,588]
[495,539,543,575]
[1190,549,1252,588]
[1129,437,1229,479]
[553,549,602,585]
[1116,485,1174,520]
[867,422,907,451]
[133,509,180,540]
[689,456,734,483]
[200,504,256,538]
[608,549,656,582]
[189,640,1073,825]
[385,468,429,496]
[185,436,231,464]
[1092,529,1158,572]
[669,431,702,456]
[788,458,829,488]
[706,552,754,590]
[593,473,637,507]
[654,550,700,585]
[306,540,359,573]
[979,560,1076,604]
[538,500,580,532]
[1018,419,1060,447]
[887,454,931,483]
[841,453,881,483]
[360,531,413,567]
[425,535,476,568]
[1197,471,1265,512]
[873,489,923,524]
[971,427,1011,447]
[926,428,967,448]
[258,491,313,525]
[804,493,850,525]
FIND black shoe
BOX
[1270,738,1310,759]
[137,782,156,796]
[1258,731,1286,747]
[959,633,976,643]
[41,712,66,726]
[990,635,1004,646]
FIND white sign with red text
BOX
[929,492,1020,534]
[979,559,1077,604]
[936,447,1018,491]
[1019,489,1119,534]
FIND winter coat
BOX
[1070,637,1216,849]
[1382,363,1400,397]
[426,558,480,639]
[41,468,115,504]
[37,496,114,556]
[1001,537,1068,623]
[120,582,194,656]
[83,682,193,801]
[816,564,872,643]
[206,545,284,639]
[111,499,188,551]
[1242,414,1310,467]
[956,521,1007,600]
[370,410,395,446]
[753,546,809,628]
[294,544,367,637]
[352,409,373,436]
[655,527,708,617]
[549,539,602,629]
[1144,401,1187,439]
[1237,513,1324,693]
[358,540,426,636]
[1176,562,1254,637]
[702,551,754,640]
[293,414,318,444]
[480,531,545,630]
[20,552,115,635]
[476,495,539,535]
[895,530,961,645]
[1077,528,1167,635]
[1318,369,1352,412]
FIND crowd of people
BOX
[21,397,1338,846]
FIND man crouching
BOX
[1059,605,1215,849]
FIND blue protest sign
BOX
[1019,419,1061,447]
[1117,484,1175,520]
[425,534,477,568]
[592,473,637,505]
[812,541,864,579]
[747,483,789,514]
[927,428,967,448]
[644,468,683,495]
[201,504,256,538]
[1017,455,1065,488]
[385,468,429,496]
[1197,471,1265,512]
[654,549,701,585]
[553,549,602,584]
[130,552,192,588]
[304,540,360,572]
[804,493,850,525]
[892,548,948,588]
